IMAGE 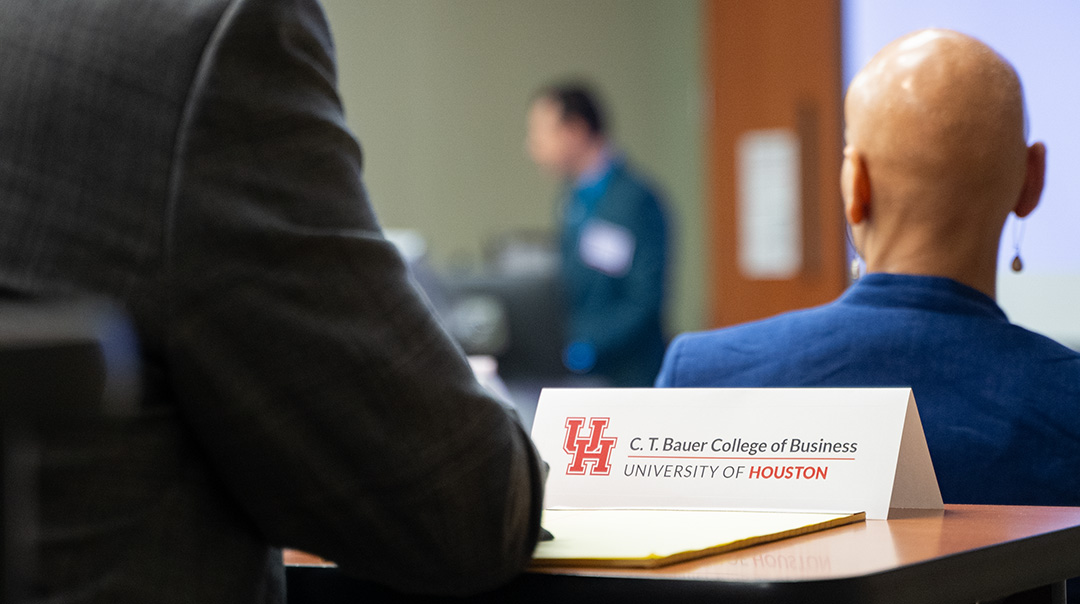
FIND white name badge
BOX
[578,219,635,277]
[531,388,942,520]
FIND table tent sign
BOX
[531,388,943,521]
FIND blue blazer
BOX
[657,273,1080,508]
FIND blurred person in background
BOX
[527,82,670,387]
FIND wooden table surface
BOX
[285,505,1080,603]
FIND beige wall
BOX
[320,0,706,333]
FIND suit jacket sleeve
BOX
[165,0,543,595]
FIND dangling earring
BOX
[850,256,862,281]
[1010,217,1026,273]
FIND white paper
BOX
[737,129,802,279]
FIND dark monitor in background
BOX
[443,271,569,382]
[391,229,607,428]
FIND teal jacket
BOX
[559,159,669,386]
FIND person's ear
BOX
[1014,142,1046,218]
[843,147,871,225]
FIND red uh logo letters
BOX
[563,417,618,476]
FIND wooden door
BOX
[704,0,847,328]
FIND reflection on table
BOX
[286,505,1080,604]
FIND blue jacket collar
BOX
[841,273,1008,322]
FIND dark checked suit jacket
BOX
[0,1,544,601]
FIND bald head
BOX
[843,29,1045,297]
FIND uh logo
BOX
[563,417,618,476]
